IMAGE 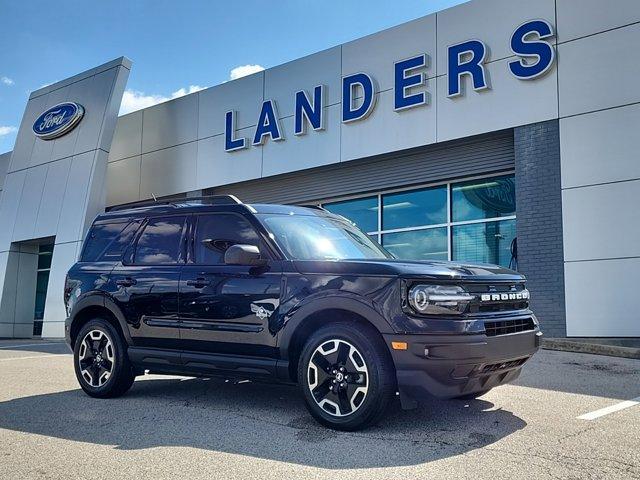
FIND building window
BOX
[322,173,516,268]
[33,243,54,336]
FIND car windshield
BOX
[257,213,392,261]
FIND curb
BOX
[542,338,640,360]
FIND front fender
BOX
[276,292,395,360]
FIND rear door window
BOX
[134,216,187,265]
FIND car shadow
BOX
[0,376,526,469]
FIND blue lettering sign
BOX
[509,20,555,80]
[447,40,489,97]
[253,100,283,145]
[295,85,324,135]
[394,54,428,111]
[342,73,376,123]
[225,111,247,152]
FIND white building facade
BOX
[1,0,639,339]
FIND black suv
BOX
[64,195,540,430]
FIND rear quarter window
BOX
[81,220,140,262]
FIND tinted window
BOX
[452,219,516,267]
[194,214,261,264]
[452,175,515,222]
[81,222,129,262]
[323,196,378,233]
[382,227,448,261]
[102,221,141,260]
[134,216,186,265]
[382,186,447,230]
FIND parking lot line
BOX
[0,342,64,349]
[0,354,70,362]
[577,396,640,420]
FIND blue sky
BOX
[0,0,466,154]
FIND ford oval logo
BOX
[32,102,85,140]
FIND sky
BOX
[0,0,467,154]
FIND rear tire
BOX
[298,322,396,431]
[73,318,135,398]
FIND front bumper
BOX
[384,327,541,408]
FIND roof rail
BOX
[108,194,242,212]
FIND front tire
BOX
[298,322,396,431]
[73,318,135,398]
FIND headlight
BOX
[407,284,474,315]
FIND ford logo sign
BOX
[32,102,85,140]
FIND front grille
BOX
[484,317,535,337]
[481,357,528,373]
[465,282,529,314]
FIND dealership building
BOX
[0,0,638,339]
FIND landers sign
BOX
[225,19,555,152]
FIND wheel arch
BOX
[69,296,132,349]
[279,297,395,383]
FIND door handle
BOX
[186,278,210,288]
[116,277,137,287]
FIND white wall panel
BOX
[33,157,72,238]
[12,165,47,241]
[140,142,197,199]
[196,128,261,189]
[0,152,10,191]
[342,15,436,92]
[562,180,640,262]
[556,0,640,43]
[73,67,119,154]
[55,151,96,244]
[142,93,198,153]
[0,171,26,248]
[265,47,341,118]
[341,89,436,162]
[198,72,264,139]
[436,0,555,74]
[437,57,557,142]
[559,23,640,117]
[560,104,640,189]
[263,104,341,177]
[106,155,141,206]
[565,259,640,336]
[109,111,142,162]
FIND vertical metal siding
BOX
[208,129,514,205]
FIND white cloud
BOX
[0,126,18,136]
[119,84,205,115]
[229,64,265,81]
[1,76,14,86]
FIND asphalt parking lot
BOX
[0,340,638,480]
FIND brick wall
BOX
[514,120,566,337]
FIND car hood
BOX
[291,259,524,282]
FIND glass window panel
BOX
[452,219,516,268]
[382,186,447,230]
[81,222,129,262]
[382,228,448,261]
[34,270,50,320]
[135,216,186,265]
[195,214,262,265]
[452,175,515,222]
[323,197,378,233]
[102,221,141,260]
[37,243,54,270]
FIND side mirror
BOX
[224,244,267,266]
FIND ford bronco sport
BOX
[64,195,540,430]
